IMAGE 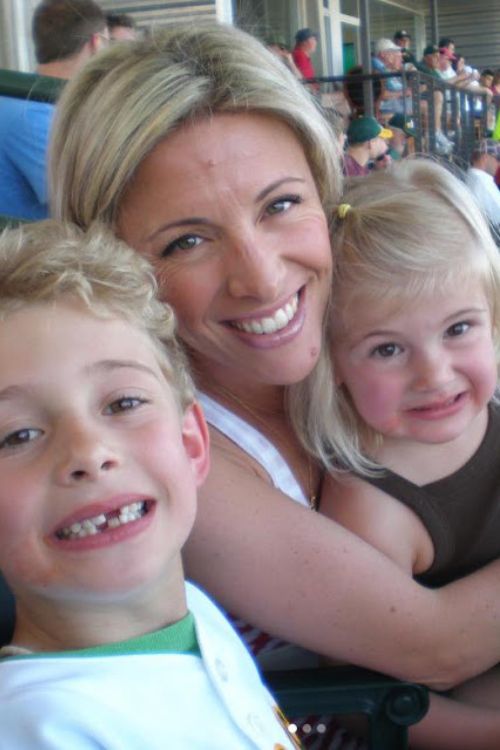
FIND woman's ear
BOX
[181,401,211,487]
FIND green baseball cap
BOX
[347,116,392,144]
[388,113,416,137]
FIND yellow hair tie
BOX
[337,203,351,219]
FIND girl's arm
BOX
[183,434,500,690]
[321,473,435,576]
[322,475,500,748]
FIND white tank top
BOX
[197,392,309,508]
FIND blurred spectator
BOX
[492,70,500,96]
[292,28,318,80]
[0,0,107,220]
[106,13,137,42]
[480,69,495,91]
[343,116,392,176]
[438,37,456,56]
[393,30,416,67]
[417,43,442,79]
[416,44,454,155]
[465,139,500,228]
[387,113,416,159]
[267,37,302,79]
[371,38,411,116]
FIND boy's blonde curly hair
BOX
[0,220,194,409]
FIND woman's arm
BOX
[409,692,500,750]
[184,435,500,690]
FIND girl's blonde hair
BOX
[290,159,500,475]
[0,220,194,408]
[50,23,342,227]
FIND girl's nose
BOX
[412,350,452,391]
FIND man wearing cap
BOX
[393,30,416,67]
[466,139,500,228]
[417,44,442,79]
[416,44,454,155]
[343,116,392,176]
[292,28,318,81]
[371,38,413,116]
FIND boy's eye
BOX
[161,234,202,257]
[0,428,42,449]
[446,321,470,337]
[105,397,148,414]
[266,194,301,216]
[371,342,401,358]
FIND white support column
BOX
[216,0,234,24]
[1,0,33,70]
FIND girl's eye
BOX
[105,397,148,415]
[446,321,470,337]
[266,194,301,216]
[161,234,203,258]
[371,342,402,359]
[0,428,42,450]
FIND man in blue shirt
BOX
[371,38,411,116]
[0,0,108,220]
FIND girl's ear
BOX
[181,401,210,487]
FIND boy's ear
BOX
[181,401,210,487]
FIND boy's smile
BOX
[0,300,208,647]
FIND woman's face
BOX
[117,113,332,393]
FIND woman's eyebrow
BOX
[145,176,307,242]
[256,177,305,202]
[147,217,212,242]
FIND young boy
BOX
[0,220,299,749]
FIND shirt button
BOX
[247,711,265,735]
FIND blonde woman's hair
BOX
[0,220,194,408]
[50,23,342,228]
[290,159,500,475]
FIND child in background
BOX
[293,159,500,749]
[0,220,299,750]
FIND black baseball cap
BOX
[394,30,411,41]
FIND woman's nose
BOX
[54,424,119,485]
[225,232,285,300]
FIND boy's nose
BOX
[54,426,119,485]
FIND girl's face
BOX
[117,113,332,394]
[332,277,498,447]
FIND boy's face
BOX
[0,301,209,609]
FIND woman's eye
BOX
[0,428,42,449]
[446,321,470,337]
[371,343,401,359]
[106,397,147,415]
[161,234,202,257]
[266,194,301,216]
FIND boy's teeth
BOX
[233,294,298,335]
[57,501,147,540]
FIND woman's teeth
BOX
[56,501,147,540]
[233,294,298,335]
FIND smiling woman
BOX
[49,22,500,749]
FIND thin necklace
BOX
[206,382,323,510]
